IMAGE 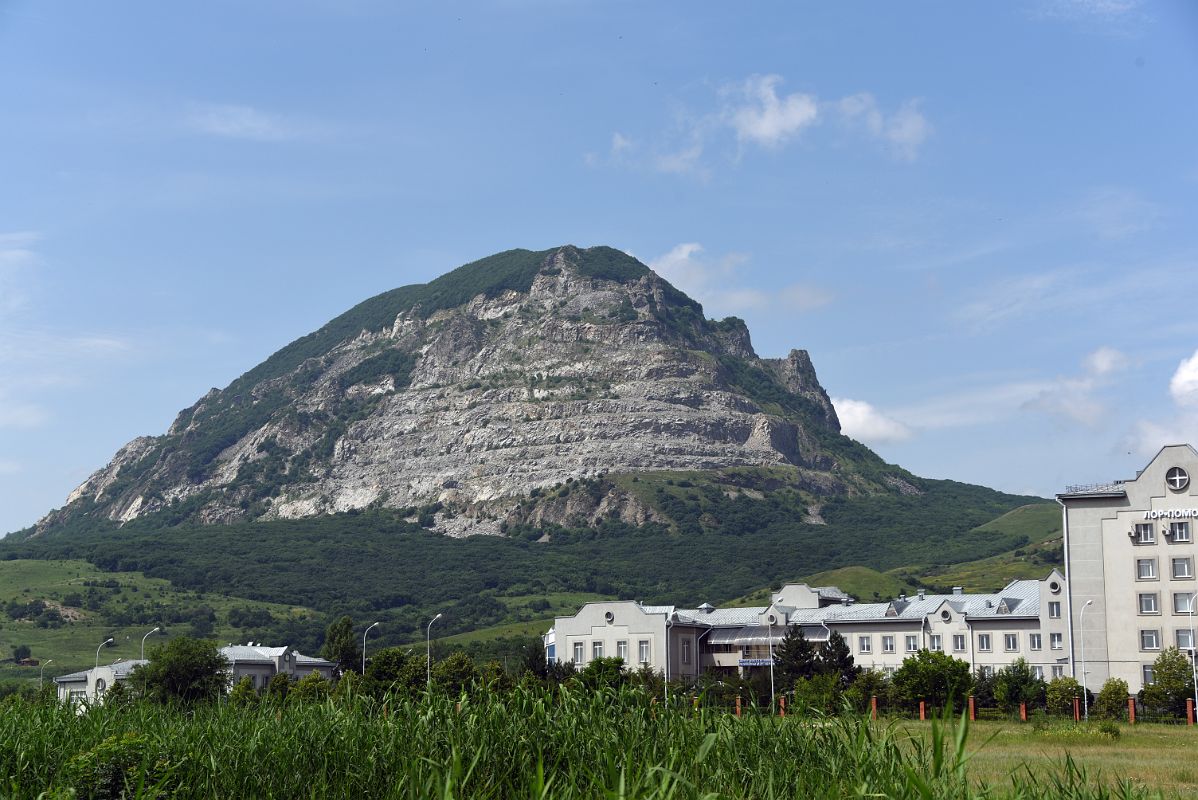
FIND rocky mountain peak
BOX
[36,245,893,538]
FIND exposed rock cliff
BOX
[38,245,905,537]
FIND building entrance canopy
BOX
[705,624,828,646]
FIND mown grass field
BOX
[900,719,1198,798]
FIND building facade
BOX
[546,572,1070,681]
[55,643,335,704]
[1059,443,1198,693]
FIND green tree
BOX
[993,658,1046,713]
[131,637,228,705]
[1140,646,1195,718]
[891,650,972,713]
[1045,676,1082,716]
[845,668,890,714]
[10,644,30,662]
[1093,677,1130,721]
[229,676,258,707]
[292,671,332,703]
[364,647,423,696]
[774,625,817,691]
[817,630,859,688]
[431,652,478,695]
[321,615,362,676]
[575,656,626,691]
[972,668,996,708]
[266,673,293,702]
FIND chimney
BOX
[952,587,963,596]
[898,593,906,602]
[917,590,926,601]
[840,597,850,606]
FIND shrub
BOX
[1045,676,1082,716]
[1140,646,1195,718]
[1093,678,1130,721]
[131,637,227,705]
[993,658,1046,713]
[60,732,177,799]
[891,650,973,713]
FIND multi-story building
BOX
[1059,443,1198,693]
[545,571,1069,680]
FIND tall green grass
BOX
[0,688,1159,799]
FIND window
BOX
[1172,522,1192,543]
[858,635,871,654]
[978,665,993,678]
[1029,633,1042,651]
[1004,634,1018,651]
[592,641,604,660]
[905,635,919,653]
[573,642,585,664]
[1177,629,1194,649]
[638,640,650,664]
[1033,666,1045,679]
[1139,593,1160,614]
[616,640,628,661]
[1135,522,1156,544]
[1140,629,1161,650]
[1048,601,1061,619]
[95,678,107,694]
[952,634,966,652]
[1138,558,1158,580]
[882,635,895,654]
[1050,633,1063,650]
[1172,557,1194,579]
[1052,666,1064,679]
[1175,592,1196,615]
[681,638,691,665]
[929,634,942,652]
[1143,665,1155,684]
[978,633,992,651]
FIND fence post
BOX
[1073,696,1080,722]
[779,695,786,718]
[1127,696,1136,725]
[919,699,926,721]
[1188,698,1194,726]
[968,695,975,722]
[1019,702,1027,722]
[735,695,741,717]
[871,695,878,721]
[692,695,698,715]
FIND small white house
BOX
[55,643,335,705]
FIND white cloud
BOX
[726,75,820,148]
[1084,345,1129,376]
[0,231,40,319]
[611,132,632,157]
[836,94,931,161]
[832,398,913,444]
[1169,350,1198,406]
[654,140,706,177]
[647,243,831,317]
[1074,187,1161,239]
[186,103,299,142]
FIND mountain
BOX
[6,244,1048,644]
[33,245,914,538]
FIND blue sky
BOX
[2,1,1197,534]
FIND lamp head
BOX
[1084,600,1094,607]
[433,613,443,621]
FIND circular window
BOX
[940,610,951,622]
[95,678,107,694]
[1166,467,1190,492]
[1049,581,1061,595]
[604,611,614,624]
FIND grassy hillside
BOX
[0,559,315,684]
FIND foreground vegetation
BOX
[0,684,1179,799]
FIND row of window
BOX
[857,631,1063,655]
[1136,557,1194,580]
[1137,591,1196,615]
[572,640,653,664]
[1138,628,1197,651]
[1133,521,1193,544]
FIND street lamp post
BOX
[768,619,776,714]
[427,613,442,687]
[96,638,113,670]
[1189,596,1197,725]
[141,626,160,660]
[1080,600,1094,722]
[362,621,380,675]
[39,659,53,688]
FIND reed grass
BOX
[0,687,1164,799]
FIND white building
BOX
[547,571,1070,681]
[1059,443,1198,693]
[55,643,335,704]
